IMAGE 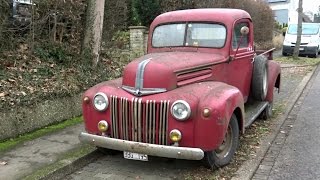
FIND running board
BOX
[244,101,268,128]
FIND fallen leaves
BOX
[0,161,8,166]
[7,78,16,83]
[21,91,27,96]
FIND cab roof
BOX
[151,8,251,26]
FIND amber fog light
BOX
[83,96,90,103]
[98,120,109,132]
[169,129,182,142]
[203,108,211,118]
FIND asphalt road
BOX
[270,66,320,179]
[253,65,320,179]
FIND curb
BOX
[42,151,101,180]
[24,146,102,180]
[232,65,318,180]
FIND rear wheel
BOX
[310,48,319,58]
[202,114,239,169]
[260,101,273,120]
[251,55,268,101]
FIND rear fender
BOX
[266,61,281,102]
[194,82,245,151]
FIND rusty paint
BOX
[81,9,281,156]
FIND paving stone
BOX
[252,174,268,180]
[258,165,273,171]
[260,160,274,166]
[262,157,276,163]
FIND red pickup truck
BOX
[79,8,281,169]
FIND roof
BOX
[151,8,251,26]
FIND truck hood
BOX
[122,52,226,96]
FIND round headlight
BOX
[93,92,109,111]
[171,100,191,121]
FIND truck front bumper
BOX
[79,132,204,160]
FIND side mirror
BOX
[240,26,249,35]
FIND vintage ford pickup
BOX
[79,8,281,169]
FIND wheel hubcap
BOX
[215,125,233,158]
[263,68,268,98]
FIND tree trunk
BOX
[82,0,106,66]
[293,0,303,59]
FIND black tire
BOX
[310,48,318,58]
[202,114,239,169]
[251,55,268,101]
[260,101,273,120]
[96,147,119,155]
[282,51,288,56]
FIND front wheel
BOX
[282,51,288,56]
[202,114,239,169]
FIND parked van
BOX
[282,23,320,58]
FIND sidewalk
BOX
[253,65,320,179]
[0,124,96,180]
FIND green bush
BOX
[111,30,130,49]
[34,42,72,64]
[130,0,161,26]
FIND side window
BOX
[232,22,249,49]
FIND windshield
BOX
[152,23,226,48]
[287,24,320,35]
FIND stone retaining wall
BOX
[0,26,149,141]
[0,94,82,141]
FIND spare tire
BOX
[251,55,268,101]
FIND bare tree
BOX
[293,0,303,59]
[82,0,106,66]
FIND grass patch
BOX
[273,103,286,116]
[275,56,320,66]
[0,116,83,153]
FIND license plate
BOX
[299,47,304,51]
[123,151,148,161]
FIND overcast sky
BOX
[303,0,320,14]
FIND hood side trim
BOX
[135,58,151,91]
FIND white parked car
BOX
[282,23,320,58]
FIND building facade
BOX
[266,0,299,25]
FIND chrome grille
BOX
[110,96,170,145]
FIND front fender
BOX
[266,60,281,102]
[194,82,244,151]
